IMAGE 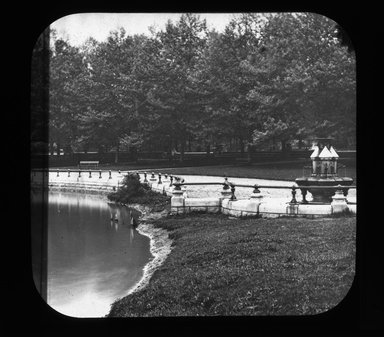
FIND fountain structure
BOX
[295,138,354,203]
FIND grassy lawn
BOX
[150,162,356,181]
[108,214,356,316]
[144,163,306,180]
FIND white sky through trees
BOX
[50,13,237,46]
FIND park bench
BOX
[78,161,99,169]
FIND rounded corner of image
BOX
[307,270,356,316]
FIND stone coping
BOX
[32,170,356,218]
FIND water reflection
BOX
[47,192,151,317]
[107,202,140,227]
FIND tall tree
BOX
[77,29,139,162]
[196,14,265,153]
[49,33,86,154]
[31,27,50,157]
[246,13,356,149]
[145,13,209,160]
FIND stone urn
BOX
[295,141,353,203]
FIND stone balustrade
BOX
[169,180,356,218]
[31,169,356,218]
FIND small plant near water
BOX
[107,173,170,211]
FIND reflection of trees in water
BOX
[108,203,140,228]
[108,203,118,223]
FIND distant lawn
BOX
[108,214,356,316]
[142,163,356,182]
[56,161,356,182]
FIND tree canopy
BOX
[43,13,355,160]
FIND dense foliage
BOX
[107,173,170,210]
[44,13,355,159]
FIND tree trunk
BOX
[239,137,245,154]
[281,140,291,153]
[180,138,185,162]
[247,144,252,163]
[56,141,61,155]
[205,143,211,156]
[64,144,73,154]
[49,142,54,155]
[114,142,120,164]
[281,140,286,152]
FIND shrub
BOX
[107,173,170,209]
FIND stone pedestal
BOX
[171,188,185,214]
[149,172,157,183]
[286,203,299,215]
[250,191,263,201]
[182,185,188,198]
[331,189,348,214]
[250,191,263,212]
[221,189,232,199]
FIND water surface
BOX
[47,191,151,317]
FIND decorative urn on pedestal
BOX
[295,138,353,203]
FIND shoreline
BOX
[107,214,356,316]
[46,187,173,317]
[120,204,173,298]
[43,185,356,317]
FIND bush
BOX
[108,173,146,203]
[107,173,170,209]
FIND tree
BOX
[49,31,85,154]
[47,12,356,162]
[76,29,139,162]
[31,27,50,157]
[246,13,356,149]
[195,14,265,153]
[139,14,209,160]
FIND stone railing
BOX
[170,180,356,218]
[31,169,356,218]
[30,169,182,196]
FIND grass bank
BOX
[108,214,355,316]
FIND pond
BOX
[46,191,151,317]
